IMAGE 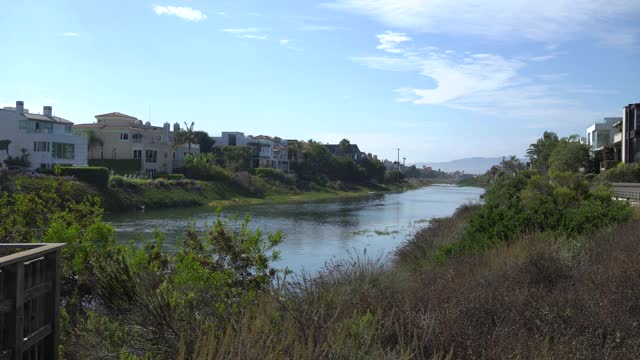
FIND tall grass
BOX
[180,214,640,359]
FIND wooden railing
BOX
[0,243,65,360]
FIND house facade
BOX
[325,144,365,162]
[74,112,198,177]
[621,103,640,163]
[213,132,290,172]
[0,101,87,169]
[586,117,622,151]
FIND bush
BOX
[36,168,55,175]
[88,159,141,174]
[60,166,110,188]
[255,168,294,185]
[154,173,185,180]
[108,175,125,188]
[594,163,640,184]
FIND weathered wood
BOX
[0,244,65,360]
[22,324,51,352]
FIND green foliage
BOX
[222,146,252,171]
[89,159,142,173]
[183,153,230,181]
[594,163,640,184]
[154,173,185,180]
[548,140,590,173]
[527,131,559,175]
[0,139,10,156]
[60,166,110,188]
[3,148,30,167]
[255,168,294,185]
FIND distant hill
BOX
[413,157,523,175]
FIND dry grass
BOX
[180,212,640,359]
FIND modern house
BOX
[74,112,198,177]
[586,117,622,151]
[621,103,640,163]
[0,101,88,169]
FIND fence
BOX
[0,243,65,360]
[611,182,640,201]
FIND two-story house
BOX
[74,112,198,177]
[621,103,640,163]
[0,101,87,169]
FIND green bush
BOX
[36,168,55,175]
[594,163,640,184]
[88,159,141,174]
[154,173,185,180]
[108,175,125,188]
[255,168,294,185]
[60,166,110,188]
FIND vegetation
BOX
[3,147,30,167]
[59,166,110,188]
[88,159,142,174]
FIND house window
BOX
[33,141,49,152]
[145,169,157,178]
[173,152,176,159]
[145,150,157,163]
[64,125,72,134]
[133,150,142,160]
[164,152,168,159]
[132,133,143,142]
[120,133,129,140]
[51,142,75,160]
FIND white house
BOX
[0,101,87,169]
[586,117,622,151]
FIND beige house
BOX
[74,112,198,177]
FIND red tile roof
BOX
[95,112,138,119]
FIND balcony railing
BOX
[614,132,623,143]
[0,243,65,360]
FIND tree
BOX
[179,121,197,153]
[500,155,525,175]
[548,140,590,174]
[0,139,10,157]
[527,131,560,175]
[223,146,252,171]
[85,131,103,156]
[194,130,216,153]
[339,138,351,153]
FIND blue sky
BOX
[1,0,639,162]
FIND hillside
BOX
[414,156,525,175]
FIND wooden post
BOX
[8,262,25,360]
[45,251,61,360]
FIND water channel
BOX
[105,185,484,274]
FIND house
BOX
[0,101,87,169]
[621,103,640,163]
[214,132,290,172]
[74,112,198,177]
[325,143,365,162]
[586,117,622,151]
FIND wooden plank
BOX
[0,298,12,313]
[46,251,61,360]
[0,244,65,268]
[22,325,51,352]
[23,282,51,303]
[13,262,24,360]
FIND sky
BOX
[1,0,639,162]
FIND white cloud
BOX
[222,27,267,33]
[354,32,604,126]
[376,31,411,53]
[299,24,344,31]
[154,5,207,22]
[62,32,79,37]
[222,27,270,40]
[324,0,640,44]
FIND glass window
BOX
[33,141,49,152]
[133,150,142,159]
[120,133,129,140]
[52,142,75,159]
[145,150,157,163]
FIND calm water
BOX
[105,185,483,273]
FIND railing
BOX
[614,132,623,143]
[0,243,65,360]
[611,183,640,201]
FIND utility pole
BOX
[397,148,400,183]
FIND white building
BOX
[586,117,622,151]
[74,112,198,177]
[0,101,87,169]
[213,132,290,172]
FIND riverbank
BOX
[9,174,424,212]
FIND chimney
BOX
[43,106,52,117]
[16,101,24,113]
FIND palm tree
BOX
[527,131,559,175]
[182,121,197,154]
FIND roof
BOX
[22,112,74,125]
[325,143,361,155]
[95,112,138,119]
[74,123,165,131]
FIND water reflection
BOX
[106,185,483,273]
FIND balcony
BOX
[614,132,623,143]
[0,243,65,360]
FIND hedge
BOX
[154,173,185,180]
[59,167,110,188]
[255,168,294,185]
[88,159,141,174]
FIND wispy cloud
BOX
[62,32,79,37]
[222,27,270,40]
[324,0,640,44]
[299,24,344,31]
[153,5,207,22]
[354,32,605,126]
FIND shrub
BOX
[108,175,125,188]
[88,159,141,174]
[594,163,640,184]
[59,166,110,188]
[255,168,294,185]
